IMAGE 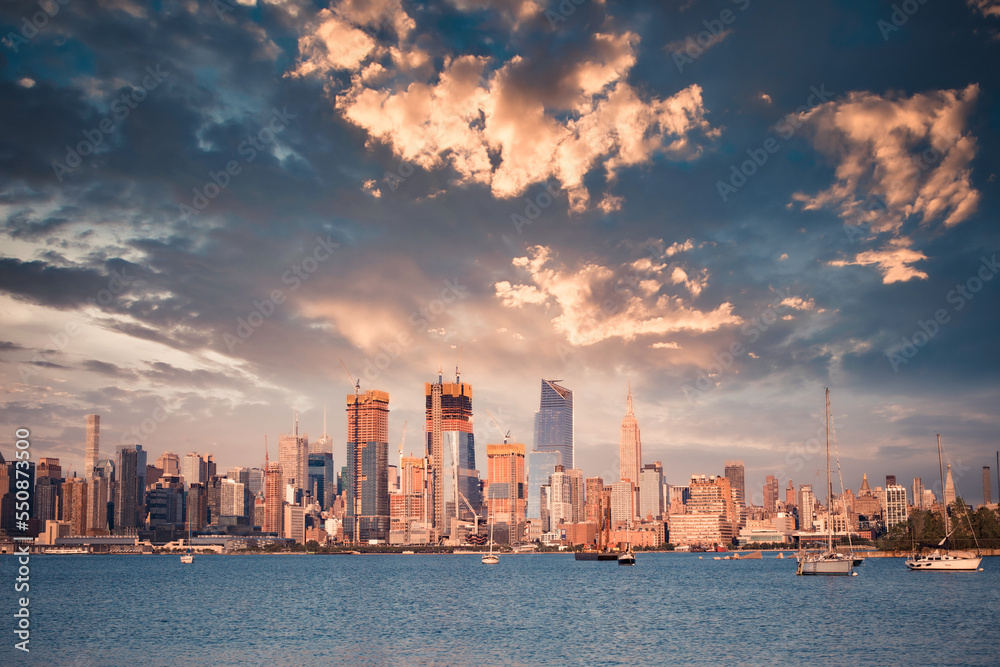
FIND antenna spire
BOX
[626,381,633,415]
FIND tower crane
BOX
[484,409,512,444]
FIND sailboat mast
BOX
[937,434,948,535]
[826,388,832,552]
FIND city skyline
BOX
[1,1,998,508]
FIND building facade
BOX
[534,379,574,470]
[346,389,390,543]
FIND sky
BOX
[1,0,999,507]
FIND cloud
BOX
[493,245,740,345]
[968,0,1000,18]
[291,5,718,212]
[828,238,929,284]
[791,85,980,283]
[651,341,680,349]
[664,29,733,58]
[779,296,815,311]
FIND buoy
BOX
[698,556,702,559]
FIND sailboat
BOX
[180,520,194,564]
[905,435,983,572]
[481,504,499,565]
[796,389,853,576]
[618,519,636,565]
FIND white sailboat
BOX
[905,435,982,572]
[481,503,498,565]
[797,389,853,576]
[618,519,635,566]
[180,521,194,564]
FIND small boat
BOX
[481,507,499,565]
[904,436,983,572]
[617,549,635,566]
[181,522,195,564]
[797,389,853,577]
[776,552,785,559]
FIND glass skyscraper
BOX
[534,379,574,470]
[526,450,560,524]
[308,452,335,510]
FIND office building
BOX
[279,416,309,494]
[526,450,560,525]
[424,370,478,538]
[534,379,574,470]
[308,452,335,509]
[284,504,306,543]
[85,475,109,535]
[610,480,634,527]
[619,384,642,487]
[984,467,992,507]
[35,476,61,523]
[638,463,664,520]
[912,477,924,510]
[346,389,390,543]
[84,414,100,478]
[62,477,88,535]
[38,457,62,480]
[724,461,746,508]
[156,452,181,476]
[486,442,526,540]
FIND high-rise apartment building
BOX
[35,476,61,523]
[610,480,635,527]
[619,384,641,487]
[764,474,778,514]
[585,476,604,523]
[85,475,109,535]
[526,450,560,525]
[638,463,664,520]
[346,389,390,543]
[883,484,907,529]
[724,460,745,508]
[785,480,796,508]
[486,442,526,537]
[84,414,99,478]
[62,477,88,535]
[114,445,141,533]
[798,484,815,532]
[424,371,478,538]
[534,379,574,470]
[264,462,283,534]
[912,477,924,510]
[549,465,573,526]
[885,475,896,488]
[221,478,246,517]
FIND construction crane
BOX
[484,408,512,444]
[457,491,481,535]
[397,419,407,481]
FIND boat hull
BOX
[481,555,499,565]
[905,553,982,571]
[575,552,620,561]
[797,556,853,576]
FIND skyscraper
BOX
[279,416,308,495]
[724,460,745,508]
[913,477,924,510]
[183,453,203,487]
[114,445,140,533]
[156,451,181,476]
[84,414,99,478]
[944,464,956,507]
[534,379,574,470]
[486,442,526,540]
[619,383,642,488]
[585,476,604,523]
[346,389,390,543]
[62,477,88,536]
[984,467,992,507]
[526,450,560,526]
[638,463,664,520]
[85,475,109,535]
[763,474,778,514]
[264,462,283,534]
[883,485,907,529]
[797,484,815,532]
[307,452,335,509]
[424,370,477,538]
